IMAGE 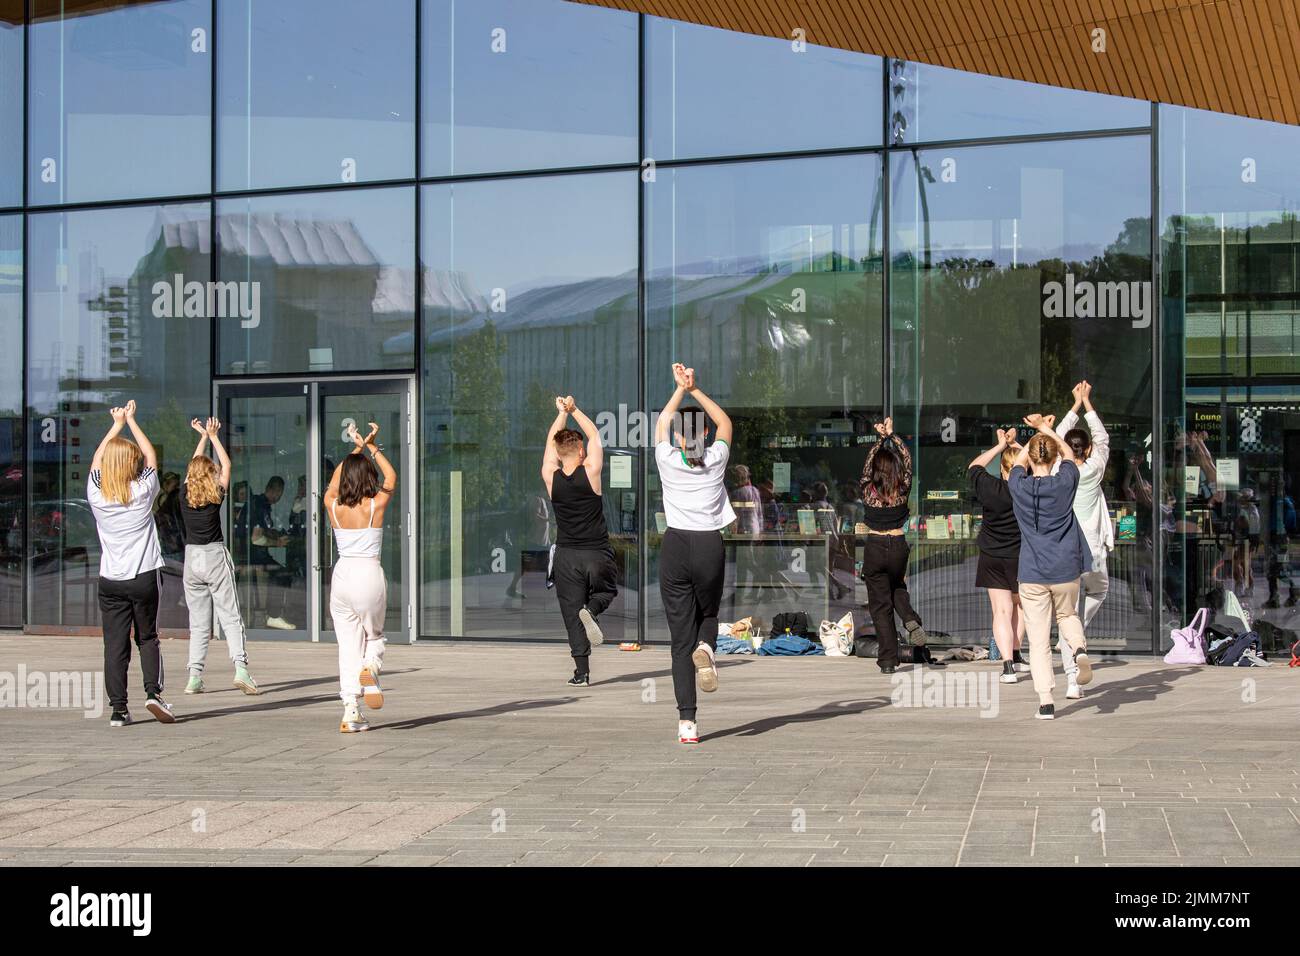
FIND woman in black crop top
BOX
[969,428,1027,683]
[858,418,926,673]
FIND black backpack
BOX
[770,611,811,638]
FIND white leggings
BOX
[330,556,387,702]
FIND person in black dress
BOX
[969,428,1028,683]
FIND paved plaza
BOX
[0,635,1297,867]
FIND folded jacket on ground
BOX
[756,635,825,656]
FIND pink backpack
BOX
[1164,607,1208,665]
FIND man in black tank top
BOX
[542,396,619,685]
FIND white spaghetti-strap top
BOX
[332,497,384,559]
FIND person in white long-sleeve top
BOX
[1053,380,1113,699]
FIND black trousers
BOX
[659,528,725,720]
[553,546,618,672]
[99,569,164,711]
[861,534,921,670]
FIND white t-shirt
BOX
[88,466,164,581]
[655,439,736,531]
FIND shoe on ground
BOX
[1012,649,1030,672]
[905,620,928,646]
[340,700,369,734]
[1036,703,1056,720]
[1073,649,1093,685]
[265,616,295,630]
[1066,680,1084,700]
[566,671,590,687]
[1000,660,1018,683]
[184,675,204,695]
[578,606,604,647]
[359,663,384,709]
[233,666,260,696]
[1287,594,1298,607]
[1264,598,1281,609]
[109,709,132,728]
[692,642,718,693]
[880,664,896,675]
[678,720,699,744]
[145,696,175,724]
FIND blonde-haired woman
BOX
[969,428,1027,683]
[88,400,174,727]
[1007,415,1095,719]
[325,421,397,733]
[181,416,259,697]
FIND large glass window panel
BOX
[890,136,1153,653]
[421,173,638,640]
[217,0,414,192]
[421,0,637,177]
[646,17,881,160]
[28,0,211,205]
[27,203,211,629]
[0,215,20,625]
[1160,106,1300,658]
[215,186,415,375]
[645,155,885,644]
[890,60,1151,145]
[0,2,21,208]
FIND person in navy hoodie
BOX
[1007,413,1095,720]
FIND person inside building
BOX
[541,394,619,686]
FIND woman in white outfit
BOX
[1054,380,1112,699]
[325,421,397,733]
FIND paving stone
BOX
[0,636,1296,867]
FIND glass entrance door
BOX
[215,377,415,643]
[318,381,413,644]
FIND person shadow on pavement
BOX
[1055,665,1204,716]
[706,696,894,740]
[379,696,582,731]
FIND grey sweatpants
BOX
[184,542,249,674]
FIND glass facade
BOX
[29,0,210,205]
[4,0,1298,656]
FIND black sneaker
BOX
[566,672,590,687]
[1264,597,1280,609]
[904,620,928,646]
[109,709,132,728]
[879,664,896,675]
[1000,660,1018,683]
[1036,703,1055,720]
[1287,594,1299,608]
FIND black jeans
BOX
[659,528,725,720]
[861,534,921,670]
[99,569,164,711]
[553,546,618,672]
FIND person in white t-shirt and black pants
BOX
[654,363,735,745]
[87,400,175,727]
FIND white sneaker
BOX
[339,700,369,734]
[1073,649,1093,685]
[1066,681,1084,700]
[692,642,718,693]
[360,662,384,709]
[678,720,699,744]
[265,616,295,631]
[578,607,604,647]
